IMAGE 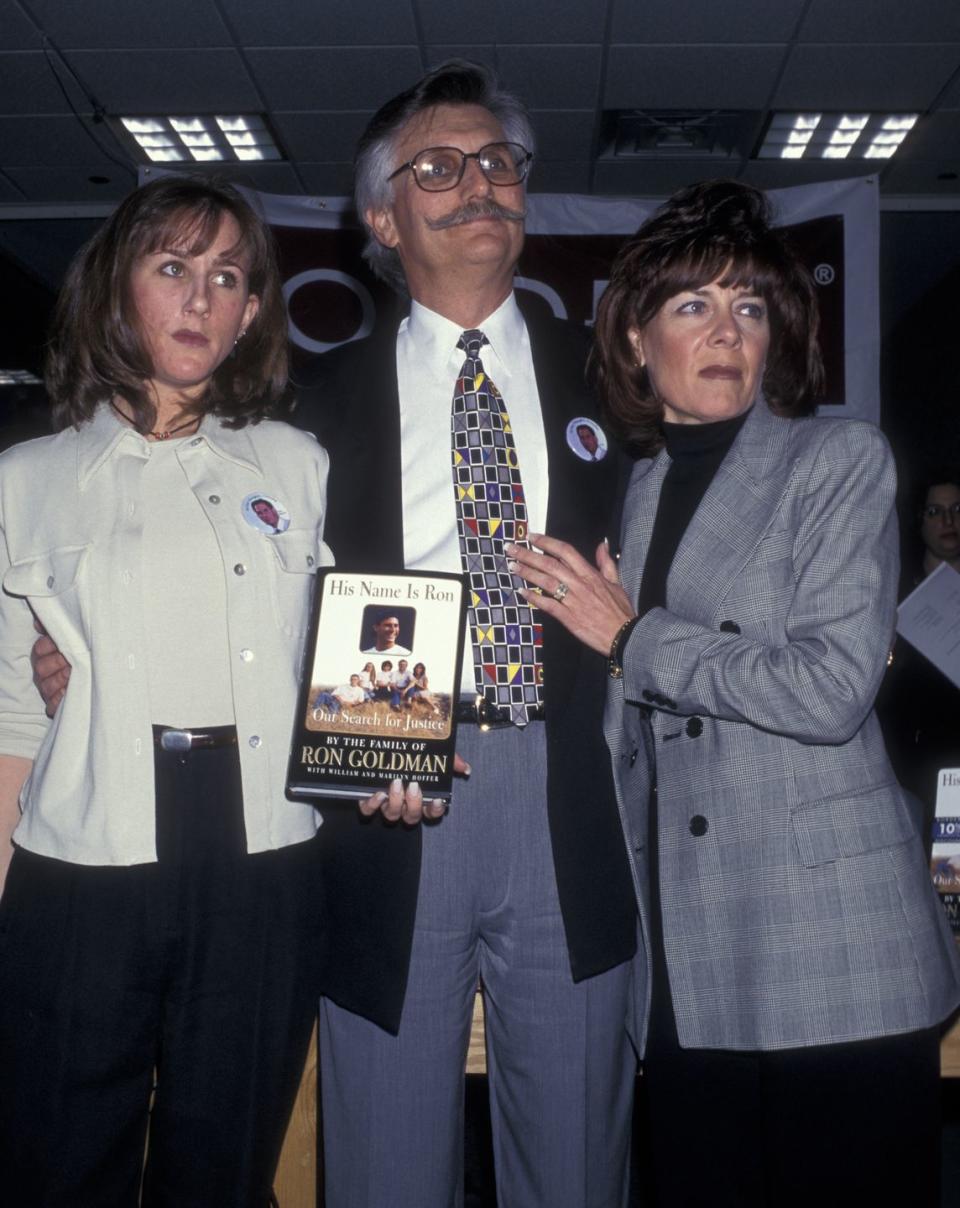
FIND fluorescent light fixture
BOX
[117,115,282,163]
[757,112,918,160]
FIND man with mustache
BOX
[297,61,639,1207]
[31,59,641,1208]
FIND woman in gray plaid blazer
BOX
[509,180,960,1207]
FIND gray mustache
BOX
[425,199,527,230]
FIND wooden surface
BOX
[466,986,487,1074]
[941,1013,960,1077]
[274,1024,318,1207]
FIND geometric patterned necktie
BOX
[451,328,545,727]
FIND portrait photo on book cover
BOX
[303,574,463,742]
[359,605,416,656]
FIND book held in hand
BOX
[287,569,466,801]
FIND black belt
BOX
[153,725,238,753]
[454,698,546,729]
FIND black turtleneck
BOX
[637,407,750,1047]
[636,409,750,616]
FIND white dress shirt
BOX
[396,294,548,694]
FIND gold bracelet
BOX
[607,616,640,680]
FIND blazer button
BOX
[689,815,708,837]
[685,717,703,738]
[719,620,741,634]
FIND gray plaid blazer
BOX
[606,399,960,1052]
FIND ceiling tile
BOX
[66,49,260,111]
[0,51,75,114]
[0,116,123,167]
[892,112,960,160]
[799,0,960,43]
[419,0,601,45]
[424,46,500,72]
[611,0,804,44]
[0,1,43,50]
[0,172,29,201]
[606,46,783,109]
[4,165,137,203]
[774,45,960,110]
[271,112,372,164]
[498,46,602,108]
[247,47,423,110]
[23,0,229,49]
[529,110,596,160]
[935,70,960,110]
[219,0,418,46]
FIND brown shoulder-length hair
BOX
[593,179,825,454]
[46,175,290,432]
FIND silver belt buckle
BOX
[159,728,193,753]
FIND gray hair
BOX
[354,60,535,294]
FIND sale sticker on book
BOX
[287,569,466,801]
[931,768,960,940]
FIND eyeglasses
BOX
[388,142,533,192]
[922,502,960,520]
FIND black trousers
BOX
[0,741,321,1208]
[642,961,943,1208]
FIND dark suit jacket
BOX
[294,301,637,1033]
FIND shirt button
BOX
[240,648,254,662]
[306,555,315,567]
[127,654,135,670]
[46,575,55,588]
[209,494,221,504]
[127,503,136,517]
[234,563,246,576]
[121,570,132,585]
[190,437,203,447]
[248,735,261,748]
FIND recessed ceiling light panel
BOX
[116,115,282,164]
[757,113,918,161]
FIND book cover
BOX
[287,569,466,801]
[931,768,960,942]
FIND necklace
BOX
[110,399,200,441]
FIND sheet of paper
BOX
[895,562,960,690]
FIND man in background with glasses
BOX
[298,60,639,1208]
